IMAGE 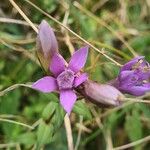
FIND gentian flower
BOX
[32,46,89,114]
[114,56,150,96]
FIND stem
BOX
[0,83,32,97]
[0,118,34,129]
[74,116,83,150]
[64,114,74,150]
[0,17,38,27]
[113,135,150,150]
[121,98,150,104]
[9,0,38,33]
[0,143,18,149]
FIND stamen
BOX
[138,59,143,64]
[143,80,148,83]
[143,66,150,72]
[132,59,146,70]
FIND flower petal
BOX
[121,56,144,71]
[50,53,66,77]
[60,90,77,114]
[32,76,57,93]
[143,83,150,88]
[68,46,89,73]
[119,70,137,86]
[119,70,134,80]
[74,73,88,87]
[122,86,150,96]
[134,69,150,81]
[38,20,58,57]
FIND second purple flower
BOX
[113,56,150,96]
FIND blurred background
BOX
[0,0,150,150]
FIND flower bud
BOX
[36,20,58,71]
[77,80,124,107]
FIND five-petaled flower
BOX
[114,56,150,96]
[32,46,89,114]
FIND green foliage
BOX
[42,101,58,120]
[36,101,65,149]
[14,132,36,145]
[0,0,150,149]
[125,110,143,141]
[37,120,54,149]
[73,100,92,119]
[51,104,65,130]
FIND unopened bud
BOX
[77,80,124,107]
[36,20,58,71]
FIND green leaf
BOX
[37,120,54,149]
[125,110,143,142]
[51,104,65,130]
[137,103,150,118]
[0,90,21,138]
[14,132,36,145]
[0,90,20,114]
[73,100,92,119]
[106,112,120,129]
[42,101,58,120]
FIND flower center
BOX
[57,69,74,90]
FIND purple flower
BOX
[32,46,89,114]
[115,56,150,96]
